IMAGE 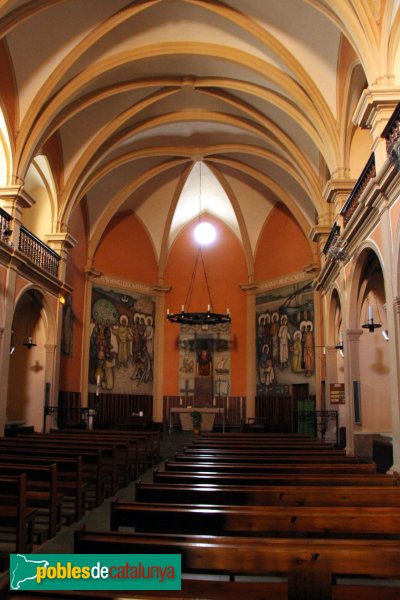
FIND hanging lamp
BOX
[166,163,231,326]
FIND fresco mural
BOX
[89,286,155,395]
[256,280,315,395]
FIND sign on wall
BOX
[89,286,155,395]
[256,280,315,395]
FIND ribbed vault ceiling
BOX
[1,0,396,278]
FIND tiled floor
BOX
[35,431,196,554]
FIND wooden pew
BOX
[200,432,314,438]
[135,481,400,507]
[0,474,36,554]
[174,453,361,464]
[5,577,400,600]
[74,528,400,600]
[110,499,400,538]
[163,460,377,474]
[0,462,62,539]
[18,434,121,494]
[190,441,337,450]
[54,429,159,473]
[183,446,348,455]
[0,440,107,506]
[153,469,397,486]
[0,452,85,522]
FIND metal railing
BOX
[44,405,90,431]
[294,410,339,445]
[0,207,13,244]
[18,225,60,278]
[341,154,376,227]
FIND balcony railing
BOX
[0,206,13,244]
[18,225,60,278]
[340,153,376,227]
[382,102,400,169]
[322,223,340,256]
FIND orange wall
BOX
[254,203,313,280]
[93,213,158,284]
[163,217,248,395]
[59,202,88,391]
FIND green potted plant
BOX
[190,410,202,434]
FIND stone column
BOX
[0,256,19,435]
[80,266,102,408]
[343,328,363,455]
[152,285,171,424]
[46,232,78,283]
[388,297,400,473]
[241,283,259,420]
[43,343,57,431]
[324,346,339,408]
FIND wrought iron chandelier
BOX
[166,163,231,327]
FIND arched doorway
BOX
[356,250,390,433]
[6,288,54,432]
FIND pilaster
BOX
[240,282,259,419]
[388,297,400,473]
[343,328,363,456]
[0,186,35,248]
[152,284,172,423]
[80,266,103,407]
[353,87,400,173]
[46,232,78,283]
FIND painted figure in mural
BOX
[143,316,154,356]
[89,323,100,383]
[278,314,290,369]
[197,348,212,376]
[264,359,275,386]
[131,349,152,383]
[95,348,105,388]
[259,344,274,386]
[300,321,307,369]
[304,322,315,376]
[104,351,116,389]
[113,314,132,367]
[257,315,265,356]
[264,313,272,358]
[291,330,303,373]
[180,357,194,373]
[131,315,143,358]
[270,312,280,364]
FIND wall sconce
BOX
[361,297,382,333]
[382,329,389,341]
[23,337,37,349]
[334,332,344,357]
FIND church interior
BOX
[1,1,400,597]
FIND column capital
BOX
[0,185,35,210]
[46,232,78,252]
[353,87,400,131]
[345,328,364,342]
[44,344,57,353]
[84,265,103,280]
[152,284,172,294]
[393,297,400,314]
[240,282,259,293]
